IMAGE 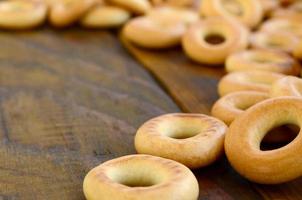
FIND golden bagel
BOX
[147,6,199,24]
[49,0,98,27]
[260,18,302,39]
[84,154,199,200]
[226,49,301,75]
[123,16,187,49]
[152,0,194,7]
[218,71,285,96]
[135,113,227,169]
[211,91,269,125]
[182,17,249,65]
[107,0,151,15]
[270,76,302,97]
[0,0,47,29]
[293,40,302,60]
[225,97,302,184]
[250,31,299,54]
[199,0,263,28]
[260,0,279,16]
[80,5,130,28]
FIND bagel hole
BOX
[204,33,225,45]
[222,0,243,16]
[261,124,299,151]
[107,164,165,187]
[159,118,205,139]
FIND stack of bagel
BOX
[2,0,302,199]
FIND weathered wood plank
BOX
[0,29,180,200]
[121,34,302,200]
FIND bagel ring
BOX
[182,17,249,65]
[260,0,279,16]
[218,71,285,96]
[270,76,302,97]
[107,0,151,15]
[80,5,130,28]
[226,49,301,75]
[135,113,227,169]
[260,18,302,39]
[271,2,302,21]
[49,0,98,27]
[123,16,187,49]
[225,97,302,184]
[152,0,194,7]
[0,0,47,29]
[83,154,199,200]
[250,31,299,54]
[293,40,302,60]
[211,91,269,126]
[199,0,263,28]
[147,7,199,25]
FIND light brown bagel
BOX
[0,0,47,29]
[250,31,299,54]
[260,0,279,16]
[135,113,227,169]
[260,18,302,39]
[123,16,187,49]
[199,0,263,28]
[271,1,302,20]
[80,5,130,28]
[218,71,285,96]
[83,154,199,200]
[293,40,302,60]
[225,97,302,184]
[147,7,199,25]
[211,91,269,126]
[182,17,249,65]
[107,0,151,15]
[49,0,98,27]
[270,76,302,97]
[151,0,194,7]
[226,49,301,75]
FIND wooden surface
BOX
[0,28,179,199]
[121,35,302,199]
[0,27,301,200]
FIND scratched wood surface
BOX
[121,34,302,200]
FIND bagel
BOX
[293,40,302,60]
[182,17,249,65]
[49,0,98,27]
[250,31,299,54]
[151,0,194,7]
[270,76,302,97]
[226,49,301,75]
[135,113,227,169]
[199,0,263,28]
[80,5,130,28]
[225,97,302,184]
[83,154,199,200]
[260,0,279,15]
[147,7,199,25]
[218,71,285,96]
[107,0,151,15]
[211,91,269,125]
[0,0,47,29]
[260,18,302,39]
[123,16,187,49]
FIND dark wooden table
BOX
[0,28,301,199]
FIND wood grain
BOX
[121,34,302,200]
[0,28,179,199]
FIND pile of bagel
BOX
[2,0,302,199]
